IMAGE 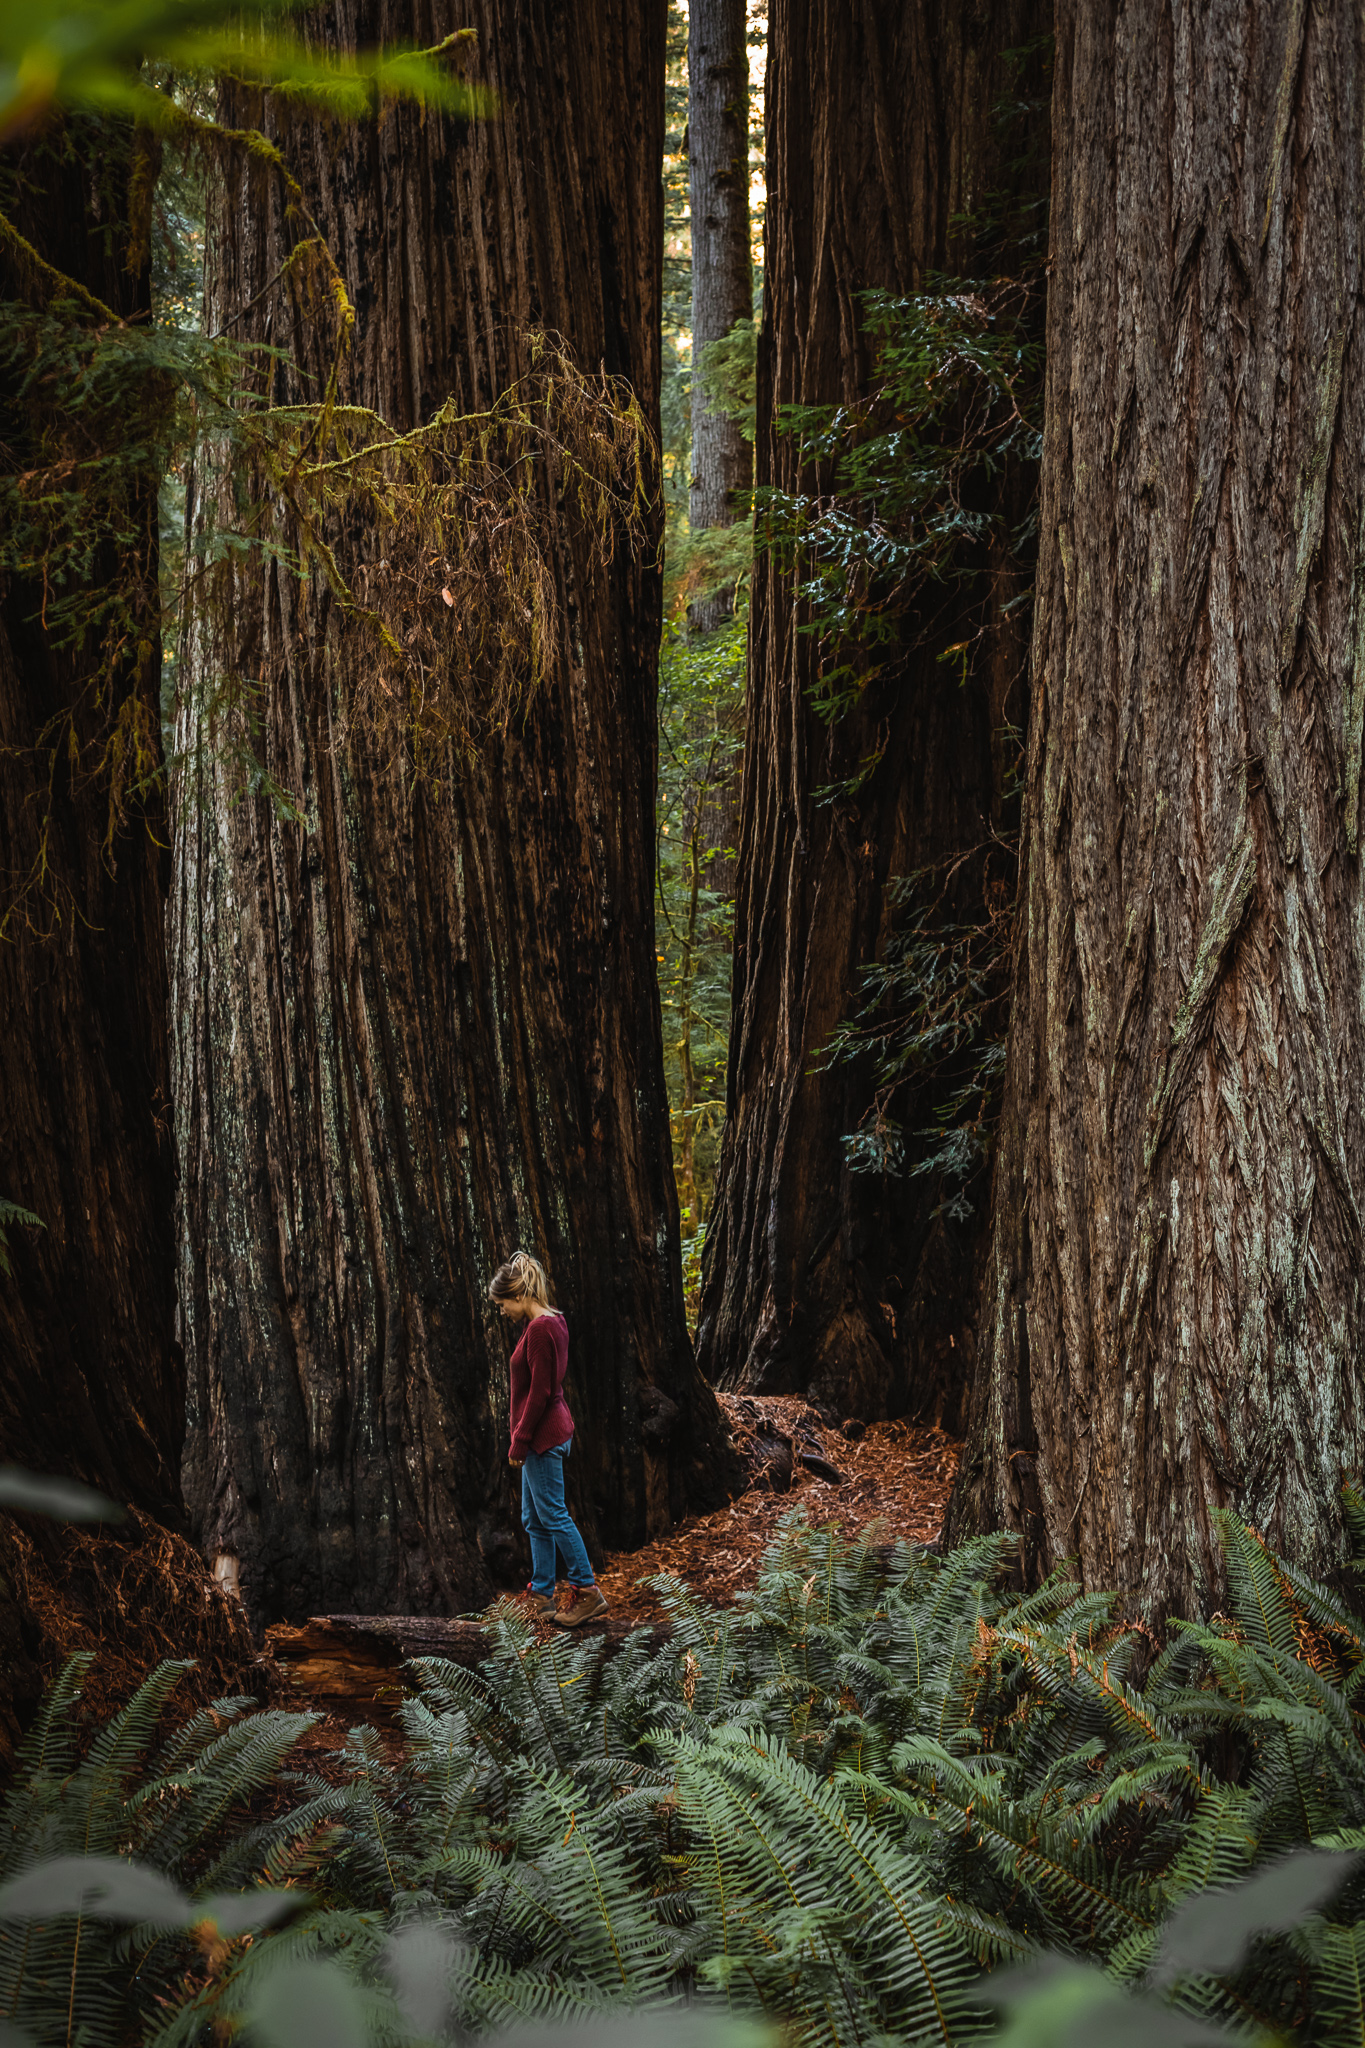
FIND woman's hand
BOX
[509,1454,524,1469]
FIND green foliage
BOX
[697,315,757,449]
[662,316,757,628]
[0,0,483,142]
[11,1505,1365,2044]
[656,609,744,1274]
[655,8,762,1244]
[659,9,763,613]
[820,857,1015,1206]
[0,1654,331,2047]
[779,47,1047,1204]
[660,0,692,537]
[0,1198,43,1279]
[784,285,1038,1204]
[760,283,1041,727]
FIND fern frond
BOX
[1215,1515,1300,1669]
[667,1728,989,2043]
[1341,1480,1365,1573]
[1294,1917,1365,2048]
[0,1652,94,1809]
[83,1661,197,1808]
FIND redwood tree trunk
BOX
[0,120,260,1754]
[948,0,1365,1620]
[172,0,737,1627]
[688,0,752,624]
[696,0,1048,1422]
[0,123,182,1523]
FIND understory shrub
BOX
[5,1503,1365,2045]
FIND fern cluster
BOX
[6,1506,1365,2045]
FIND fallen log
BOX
[263,1610,665,1726]
[798,1451,848,1487]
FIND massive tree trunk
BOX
[688,0,751,625]
[696,0,1048,1422]
[948,0,1365,1620]
[0,121,182,1524]
[0,118,255,1751]
[172,0,738,1628]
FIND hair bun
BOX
[488,1249,551,1307]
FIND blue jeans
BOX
[521,1440,595,1595]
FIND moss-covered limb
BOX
[210,231,327,337]
[214,332,655,758]
[2,265,650,826]
[0,208,118,321]
[150,96,358,401]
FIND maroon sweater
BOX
[508,1311,574,1459]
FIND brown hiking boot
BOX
[519,1586,555,1616]
[551,1584,608,1629]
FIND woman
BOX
[489,1251,607,1627]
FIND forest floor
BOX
[256,1396,960,1750]
[595,1394,960,1624]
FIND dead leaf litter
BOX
[595,1394,960,1628]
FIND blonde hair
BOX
[488,1249,550,1307]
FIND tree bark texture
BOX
[948,0,1365,1620]
[0,121,261,1753]
[0,122,183,1524]
[697,0,1048,1422]
[172,0,738,1628]
[688,0,752,601]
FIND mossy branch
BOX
[0,210,119,323]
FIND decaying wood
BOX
[171,1,739,1631]
[722,1391,848,1491]
[264,1609,660,1726]
[950,0,1365,1621]
[697,0,1049,1423]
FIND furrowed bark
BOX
[172,1,739,1628]
[696,0,1048,1423]
[0,121,181,1525]
[0,119,260,1752]
[948,0,1365,1619]
[0,629,180,1523]
[688,0,752,628]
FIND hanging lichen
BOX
[0,68,654,924]
[218,328,653,770]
